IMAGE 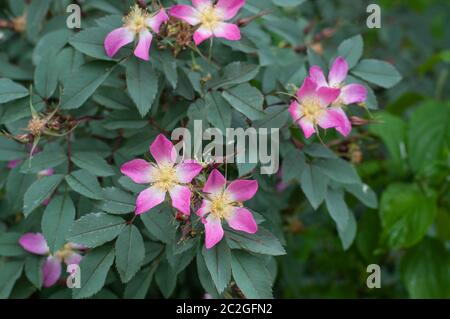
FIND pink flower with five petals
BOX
[170,0,245,45]
[288,76,352,138]
[121,134,203,216]
[309,56,368,107]
[104,5,168,61]
[19,233,84,288]
[196,169,258,249]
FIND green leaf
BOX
[0,260,24,298]
[303,143,337,159]
[0,78,29,103]
[34,53,59,98]
[315,158,361,184]
[231,251,273,299]
[33,29,72,65]
[369,112,407,171]
[0,232,26,257]
[65,169,105,200]
[225,227,286,256]
[222,84,266,120]
[337,34,364,69]
[124,264,157,299]
[141,205,176,244]
[325,188,351,233]
[205,91,233,133]
[23,174,64,217]
[71,152,115,177]
[25,255,43,289]
[61,61,115,109]
[42,194,76,254]
[273,0,306,7]
[20,149,67,174]
[253,105,289,129]
[400,238,450,298]
[202,240,231,293]
[281,148,306,183]
[115,225,145,283]
[73,245,115,299]
[379,184,437,249]
[6,166,35,211]
[337,211,357,250]
[98,187,135,214]
[25,0,51,40]
[67,212,125,248]
[352,59,402,88]
[0,137,27,161]
[125,58,159,117]
[196,251,220,298]
[300,163,328,210]
[155,257,177,298]
[344,182,378,209]
[407,101,450,173]
[207,62,260,89]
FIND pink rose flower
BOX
[121,134,203,216]
[310,56,368,106]
[196,169,258,249]
[19,233,84,288]
[288,76,352,138]
[104,5,168,61]
[170,0,245,45]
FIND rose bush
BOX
[0,0,448,299]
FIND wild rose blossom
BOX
[289,77,352,138]
[19,233,84,287]
[121,134,203,215]
[104,5,168,61]
[309,56,368,107]
[196,169,258,249]
[170,0,245,45]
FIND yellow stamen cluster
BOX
[123,5,149,34]
[200,6,220,30]
[300,97,325,124]
[152,164,178,192]
[27,117,47,136]
[210,192,233,220]
[55,243,75,260]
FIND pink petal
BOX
[150,134,177,167]
[42,256,61,288]
[135,187,166,215]
[134,29,153,61]
[341,83,367,105]
[146,9,169,33]
[317,86,340,106]
[121,159,155,184]
[193,26,214,45]
[169,5,201,26]
[169,185,192,215]
[204,216,224,249]
[288,101,303,123]
[203,169,226,195]
[297,77,318,101]
[328,56,348,87]
[212,22,241,41]
[19,233,49,255]
[298,118,316,139]
[192,0,212,10]
[226,179,258,202]
[309,65,328,88]
[7,159,22,169]
[318,107,352,137]
[104,27,135,58]
[176,161,203,183]
[216,0,246,20]
[64,252,82,265]
[196,199,211,218]
[226,207,257,234]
